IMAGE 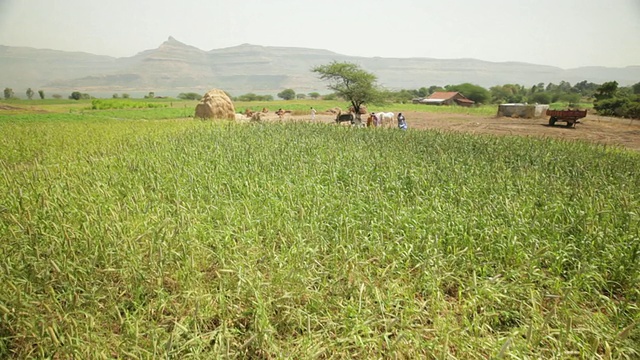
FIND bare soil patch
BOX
[0,104,49,113]
[275,111,640,152]
[0,105,24,111]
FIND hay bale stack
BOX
[195,89,235,120]
[349,105,368,114]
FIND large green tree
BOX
[490,84,527,103]
[572,80,599,97]
[312,61,379,124]
[3,88,14,99]
[445,83,491,104]
[277,89,296,100]
[26,88,34,100]
[594,81,618,101]
[593,81,640,118]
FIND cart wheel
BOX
[565,121,574,128]
[549,117,557,126]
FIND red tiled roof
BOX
[455,98,475,104]
[426,92,461,100]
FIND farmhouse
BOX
[416,92,475,107]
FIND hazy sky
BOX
[0,0,638,69]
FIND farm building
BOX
[496,103,549,118]
[416,92,475,107]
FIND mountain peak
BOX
[163,36,184,46]
[155,36,203,53]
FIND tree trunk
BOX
[354,113,363,126]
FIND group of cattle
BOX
[236,107,293,122]
[335,111,395,127]
[234,107,395,126]
[244,107,270,117]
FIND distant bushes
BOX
[91,99,167,110]
[593,81,640,119]
[177,92,202,100]
[233,93,274,101]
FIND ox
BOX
[335,112,355,124]
[376,112,394,127]
[275,108,291,119]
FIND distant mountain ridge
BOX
[1,36,638,97]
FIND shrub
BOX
[529,92,552,104]
[90,99,167,110]
[178,92,202,100]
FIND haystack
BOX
[195,89,235,120]
[349,105,368,114]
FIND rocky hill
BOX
[1,37,638,97]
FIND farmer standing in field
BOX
[372,112,380,127]
[310,107,316,121]
[397,112,407,130]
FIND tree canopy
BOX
[277,89,296,100]
[445,83,490,104]
[178,92,202,100]
[312,61,379,119]
[3,88,14,99]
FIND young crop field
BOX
[0,108,639,358]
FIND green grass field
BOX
[0,102,638,358]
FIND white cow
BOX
[375,112,394,127]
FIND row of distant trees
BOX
[266,80,640,107]
[3,88,87,100]
[5,81,638,106]
[4,88,46,100]
[2,88,312,102]
[2,89,198,100]
[229,91,323,102]
[255,79,639,119]
[230,82,623,108]
[5,80,639,119]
